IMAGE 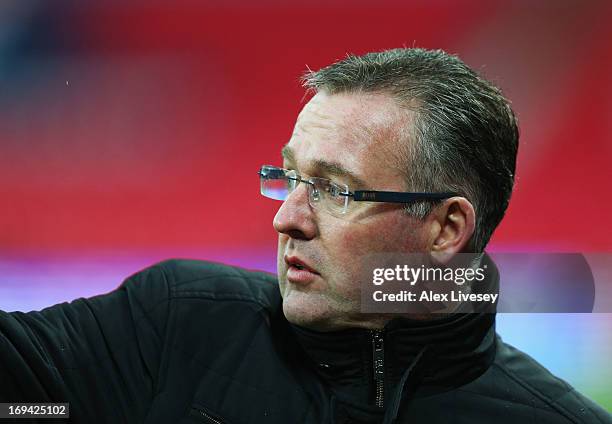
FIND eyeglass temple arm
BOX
[348,190,458,203]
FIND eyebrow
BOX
[281,145,368,188]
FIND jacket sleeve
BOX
[0,263,170,423]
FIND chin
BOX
[281,294,334,331]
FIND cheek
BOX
[276,236,285,264]
[339,221,392,251]
[337,214,424,256]
[325,222,388,283]
[276,236,288,286]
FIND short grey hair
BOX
[302,48,519,252]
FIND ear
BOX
[426,197,476,263]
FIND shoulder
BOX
[125,258,280,312]
[457,334,611,423]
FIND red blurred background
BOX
[2,0,611,253]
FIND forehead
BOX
[284,91,411,189]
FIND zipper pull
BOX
[371,330,385,408]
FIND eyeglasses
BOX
[258,165,458,216]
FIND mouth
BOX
[284,255,319,284]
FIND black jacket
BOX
[1,259,610,423]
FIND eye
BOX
[328,183,340,197]
[327,182,349,207]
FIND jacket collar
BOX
[291,313,496,392]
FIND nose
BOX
[273,182,318,240]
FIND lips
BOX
[285,255,318,273]
[284,255,319,284]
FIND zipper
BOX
[371,329,385,408]
[192,406,225,424]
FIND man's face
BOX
[274,91,429,331]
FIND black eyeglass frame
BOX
[257,165,459,205]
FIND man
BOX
[1,48,609,423]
